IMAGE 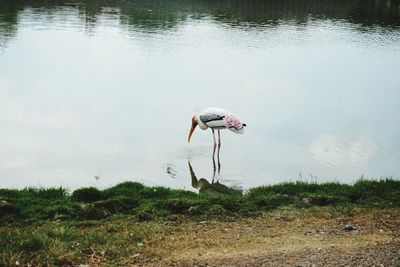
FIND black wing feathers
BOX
[200,114,225,123]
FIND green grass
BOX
[0,178,399,225]
[0,219,153,266]
[0,178,399,265]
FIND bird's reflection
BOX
[188,161,242,196]
[213,153,221,180]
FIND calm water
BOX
[1,0,400,191]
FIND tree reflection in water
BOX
[1,0,399,49]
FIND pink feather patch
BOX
[224,115,242,128]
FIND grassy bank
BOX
[0,178,399,224]
[1,178,399,266]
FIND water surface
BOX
[1,0,400,191]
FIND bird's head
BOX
[188,116,198,143]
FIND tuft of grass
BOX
[19,232,48,252]
[0,223,132,266]
[103,182,145,198]
[0,187,74,223]
[72,187,104,202]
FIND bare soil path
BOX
[132,208,400,266]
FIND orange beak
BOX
[188,121,198,143]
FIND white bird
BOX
[188,107,246,158]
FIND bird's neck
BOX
[196,115,208,130]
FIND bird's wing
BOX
[199,107,231,128]
[199,113,225,123]
[200,113,226,128]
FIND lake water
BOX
[1,0,399,191]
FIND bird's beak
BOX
[188,121,197,143]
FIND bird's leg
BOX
[212,129,217,159]
[212,129,217,182]
[217,130,221,172]
[212,157,216,183]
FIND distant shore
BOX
[1,179,399,265]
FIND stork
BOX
[187,107,246,159]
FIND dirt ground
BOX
[132,208,400,266]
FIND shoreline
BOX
[1,178,399,223]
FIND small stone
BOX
[344,224,357,231]
[304,230,313,235]
[188,206,198,214]
[138,212,153,222]
[302,197,312,204]
[1,200,10,205]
